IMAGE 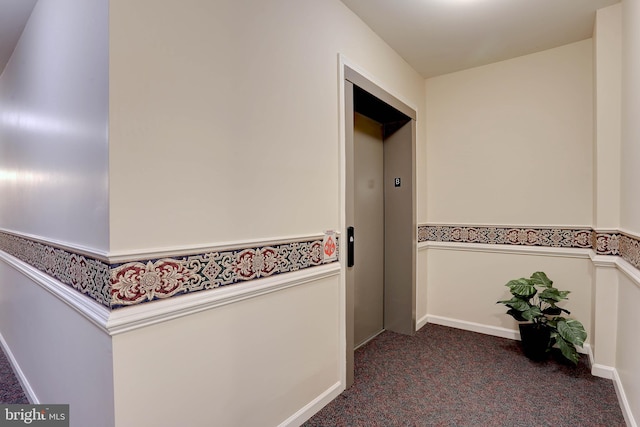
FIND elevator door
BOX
[353,112,385,348]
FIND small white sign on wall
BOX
[323,230,337,263]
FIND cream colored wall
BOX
[112,276,339,427]
[590,1,622,373]
[416,249,429,325]
[425,248,593,339]
[621,0,640,234]
[108,0,425,253]
[591,261,618,368]
[616,272,640,423]
[108,1,425,425]
[421,41,594,330]
[425,40,593,226]
[617,0,640,423]
[593,4,622,230]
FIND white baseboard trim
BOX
[592,363,615,379]
[0,332,38,404]
[583,343,594,368]
[425,315,520,340]
[279,381,343,427]
[107,263,341,335]
[425,315,592,355]
[416,313,429,330]
[612,368,638,427]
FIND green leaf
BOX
[556,319,587,347]
[555,334,580,364]
[498,297,532,312]
[530,271,553,288]
[497,296,526,305]
[506,278,537,298]
[520,305,543,321]
[546,317,561,329]
[538,288,570,303]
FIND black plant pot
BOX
[519,323,551,361]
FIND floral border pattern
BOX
[110,240,329,308]
[620,234,640,270]
[0,232,111,307]
[419,225,594,248]
[3,224,640,309]
[594,232,620,256]
[0,231,337,309]
[418,225,637,262]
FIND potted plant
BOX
[497,271,587,364]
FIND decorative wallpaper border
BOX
[3,224,640,309]
[418,225,594,249]
[418,225,640,269]
[109,239,331,308]
[595,232,620,256]
[0,231,338,309]
[619,234,640,270]
[0,232,111,307]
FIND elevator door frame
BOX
[342,62,417,388]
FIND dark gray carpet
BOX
[0,345,28,404]
[305,324,626,427]
[0,324,627,424]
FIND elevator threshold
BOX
[354,329,386,351]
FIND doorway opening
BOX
[343,65,417,387]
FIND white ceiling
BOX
[0,0,37,75]
[340,0,619,78]
[0,1,620,79]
